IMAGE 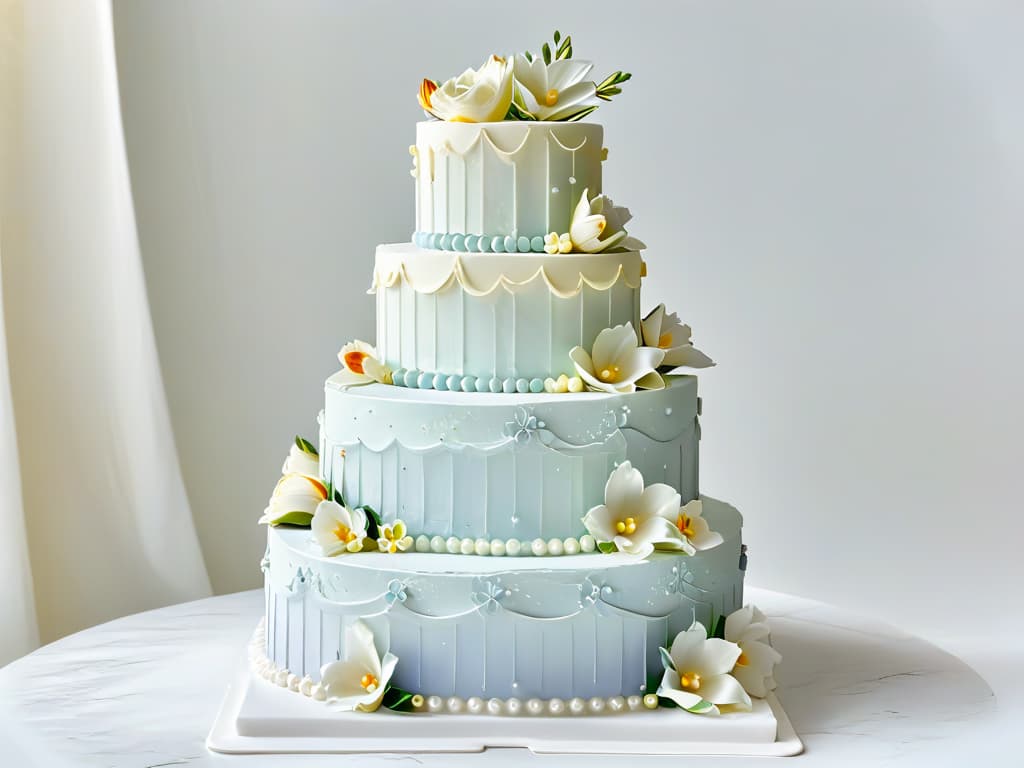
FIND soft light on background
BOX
[109,0,1022,643]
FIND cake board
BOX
[207,642,803,757]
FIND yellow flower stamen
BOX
[333,523,356,543]
[614,517,637,535]
[598,365,621,382]
[736,651,749,667]
[679,672,702,691]
[677,513,694,538]
[344,350,368,374]
[417,78,437,111]
[545,88,559,106]
[491,54,505,64]
[360,673,379,692]
[658,332,673,349]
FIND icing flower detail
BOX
[641,305,715,372]
[337,340,392,387]
[320,620,398,712]
[582,461,692,558]
[377,520,414,553]
[543,231,573,254]
[512,53,601,122]
[311,500,368,556]
[421,55,514,123]
[675,499,723,552]
[259,472,328,527]
[385,579,408,605]
[471,577,510,614]
[544,374,585,393]
[657,621,752,715]
[724,605,782,698]
[504,406,553,445]
[569,323,665,394]
[569,188,644,253]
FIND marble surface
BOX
[0,588,1006,767]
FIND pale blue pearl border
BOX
[392,367,549,394]
[412,231,550,253]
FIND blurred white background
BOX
[110,0,1022,643]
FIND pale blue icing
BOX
[263,496,743,700]
[408,231,557,253]
[321,375,700,542]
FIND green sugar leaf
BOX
[267,511,314,528]
[381,685,417,712]
[659,646,675,671]
[542,42,552,65]
[294,435,318,457]
[553,30,561,45]
[686,699,716,714]
[597,540,617,554]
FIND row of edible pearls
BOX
[250,623,661,717]
[392,368,550,394]
[412,231,551,254]
[417,693,660,716]
[413,534,597,557]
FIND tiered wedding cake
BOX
[255,34,780,722]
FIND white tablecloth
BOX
[0,588,1005,767]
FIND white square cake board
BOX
[207,655,803,756]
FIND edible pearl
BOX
[490,539,506,557]
[427,695,444,713]
[287,673,300,691]
[475,538,490,556]
[505,538,521,557]
[563,537,580,555]
[531,538,548,557]
[569,697,586,715]
[588,697,605,714]
[643,693,659,709]
[460,538,475,555]
[430,535,446,553]
[466,696,484,715]
[580,534,597,553]
[627,695,642,711]
[506,697,522,716]
[487,698,503,715]
[608,696,625,712]
[526,698,544,715]
[446,536,461,554]
[548,698,565,715]
[547,538,564,556]
[415,535,431,553]
[446,696,464,713]
[274,670,289,687]
[312,684,326,701]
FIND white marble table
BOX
[0,588,1005,767]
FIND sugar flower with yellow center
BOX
[569,323,665,394]
[377,520,414,554]
[337,340,392,387]
[582,461,693,558]
[319,620,398,712]
[569,188,644,253]
[640,304,715,372]
[724,605,782,698]
[656,621,752,715]
[311,500,368,557]
[674,498,723,552]
[511,53,601,121]
[259,438,327,527]
[420,55,514,123]
[543,231,572,254]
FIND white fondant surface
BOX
[0,588,999,766]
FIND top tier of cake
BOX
[411,121,604,248]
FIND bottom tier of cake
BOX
[262,496,744,701]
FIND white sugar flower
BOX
[674,499,723,552]
[582,461,691,558]
[543,231,572,254]
[281,441,320,479]
[311,500,368,556]
[259,472,327,526]
[569,188,645,253]
[337,340,392,387]
[512,53,600,121]
[320,620,398,712]
[641,304,715,371]
[569,323,665,394]
[420,55,514,123]
[725,605,782,698]
[657,622,752,715]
